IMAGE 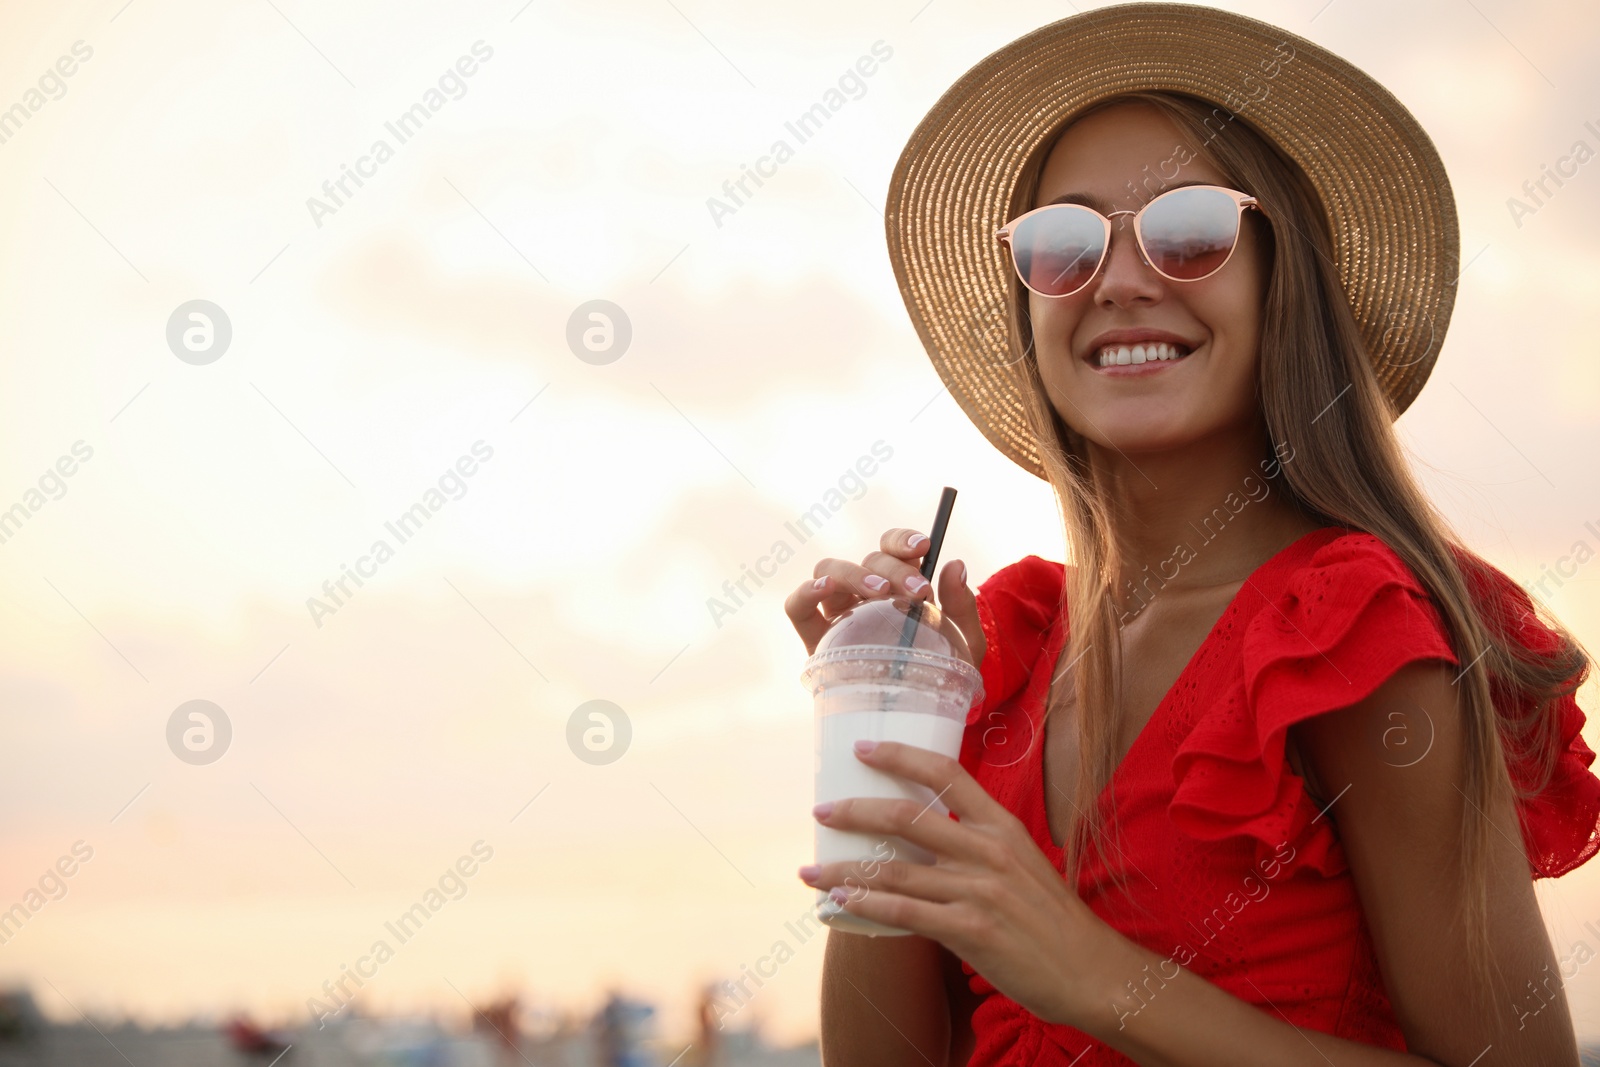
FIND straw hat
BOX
[885,2,1459,480]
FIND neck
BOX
[1084,423,1324,614]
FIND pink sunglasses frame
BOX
[994,184,1267,298]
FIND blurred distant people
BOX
[594,988,657,1067]
[0,988,43,1046]
[471,994,522,1064]
[225,1014,293,1057]
[693,982,725,1067]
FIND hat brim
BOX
[885,2,1459,480]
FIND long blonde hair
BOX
[1004,90,1591,988]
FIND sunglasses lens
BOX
[1009,207,1105,296]
[1139,187,1242,281]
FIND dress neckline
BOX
[1031,524,1349,856]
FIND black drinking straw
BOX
[891,487,957,675]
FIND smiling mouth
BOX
[1091,341,1193,369]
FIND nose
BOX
[1091,214,1164,309]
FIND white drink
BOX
[801,604,982,938]
[814,695,966,870]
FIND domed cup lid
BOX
[810,596,976,664]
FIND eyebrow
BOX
[1045,179,1213,212]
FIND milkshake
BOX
[802,596,982,937]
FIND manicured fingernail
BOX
[829,886,851,904]
[954,559,967,585]
[798,864,821,882]
[854,739,877,756]
[812,801,834,819]
[813,577,827,591]
[863,575,888,592]
[909,532,929,550]
[906,574,929,594]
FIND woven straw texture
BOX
[885,2,1459,479]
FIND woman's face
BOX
[1028,102,1269,456]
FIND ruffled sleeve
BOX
[1168,530,1600,881]
[1168,533,1459,877]
[970,556,1066,727]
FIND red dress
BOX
[955,525,1600,1065]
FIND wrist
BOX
[1043,915,1145,1030]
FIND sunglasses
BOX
[995,184,1267,298]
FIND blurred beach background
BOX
[0,0,1597,1062]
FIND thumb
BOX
[936,559,986,667]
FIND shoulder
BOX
[1168,529,1462,876]
[1242,528,1460,691]
[974,555,1070,650]
[1278,531,1600,879]
[976,555,1069,613]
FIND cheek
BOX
[1028,296,1082,390]
[1027,293,1083,356]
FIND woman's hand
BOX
[797,739,1119,1031]
[784,527,986,661]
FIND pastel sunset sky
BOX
[0,0,1596,1048]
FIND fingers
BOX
[937,559,987,666]
[879,527,932,559]
[799,854,973,906]
[786,530,951,655]
[841,740,1009,832]
[814,793,993,865]
[860,528,936,600]
[784,574,835,656]
[784,553,909,653]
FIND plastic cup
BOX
[801,596,982,937]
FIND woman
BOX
[783,5,1600,1066]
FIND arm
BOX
[941,941,981,1066]
[1087,660,1574,1066]
[1289,660,1577,1065]
[807,659,1578,1066]
[819,929,950,1066]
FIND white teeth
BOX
[1095,341,1188,367]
